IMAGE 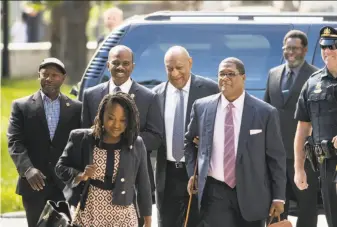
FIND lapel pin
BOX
[66,102,70,107]
[130,94,135,99]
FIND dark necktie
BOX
[113,86,121,94]
[224,103,236,188]
[283,70,294,91]
[172,89,185,162]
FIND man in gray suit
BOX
[264,30,319,227]
[81,45,163,226]
[152,46,218,227]
[185,57,287,227]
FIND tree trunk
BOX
[63,1,90,85]
[282,1,298,11]
[50,2,64,59]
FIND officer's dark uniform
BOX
[295,26,337,227]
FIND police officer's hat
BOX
[319,26,337,46]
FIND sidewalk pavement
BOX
[0,207,328,227]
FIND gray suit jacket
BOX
[264,61,318,158]
[152,74,219,218]
[184,92,287,222]
[55,129,152,216]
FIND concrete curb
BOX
[0,211,26,218]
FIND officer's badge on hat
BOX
[319,26,337,46]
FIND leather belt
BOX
[167,160,185,169]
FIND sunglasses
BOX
[320,44,337,50]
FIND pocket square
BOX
[250,129,262,135]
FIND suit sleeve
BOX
[263,71,271,103]
[266,108,287,201]
[139,93,163,151]
[136,138,152,216]
[7,101,33,177]
[294,81,311,122]
[184,101,199,178]
[81,90,92,128]
[55,130,82,188]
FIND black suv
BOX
[73,11,337,216]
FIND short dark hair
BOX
[283,30,308,47]
[221,57,245,75]
[92,92,140,147]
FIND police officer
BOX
[294,26,337,227]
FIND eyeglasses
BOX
[282,46,302,52]
[218,72,240,78]
[320,44,337,50]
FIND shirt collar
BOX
[285,60,305,77]
[168,75,192,94]
[109,77,133,94]
[40,90,61,102]
[221,91,245,110]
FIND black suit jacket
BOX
[264,61,318,159]
[81,80,163,194]
[7,91,82,197]
[55,129,152,217]
[152,74,219,217]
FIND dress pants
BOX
[22,187,65,227]
[161,161,199,227]
[198,177,265,227]
[273,159,318,227]
[320,158,337,227]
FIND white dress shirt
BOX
[208,92,245,182]
[109,78,133,94]
[165,76,191,162]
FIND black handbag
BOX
[36,145,94,227]
[36,200,75,227]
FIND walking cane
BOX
[184,153,198,227]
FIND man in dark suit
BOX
[185,57,287,227]
[81,45,163,226]
[7,58,82,227]
[152,46,219,227]
[264,30,319,227]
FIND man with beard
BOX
[81,45,163,226]
[7,58,82,227]
[264,30,319,227]
[295,26,337,227]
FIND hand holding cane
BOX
[184,137,199,227]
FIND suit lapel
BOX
[52,94,72,143]
[185,74,199,131]
[100,81,110,100]
[275,65,286,105]
[237,93,255,159]
[32,91,50,140]
[206,94,221,153]
[158,82,168,137]
[128,80,140,101]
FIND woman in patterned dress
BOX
[55,92,152,227]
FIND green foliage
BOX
[0,79,73,214]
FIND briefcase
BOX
[268,216,292,227]
[36,200,77,227]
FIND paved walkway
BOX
[0,208,328,227]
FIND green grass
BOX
[1,79,74,214]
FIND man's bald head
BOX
[164,46,193,89]
[164,46,191,62]
[108,45,134,62]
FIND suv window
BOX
[101,23,292,89]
